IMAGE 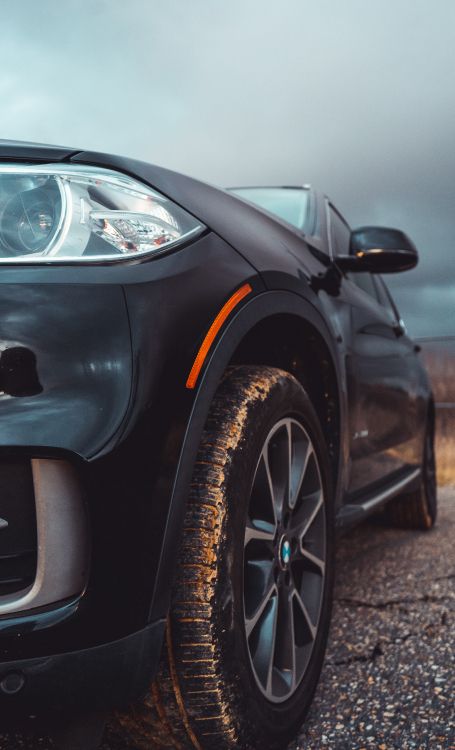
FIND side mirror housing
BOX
[337,226,418,273]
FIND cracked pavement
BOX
[294,485,455,750]
[1,487,454,749]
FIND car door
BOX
[327,203,423,497]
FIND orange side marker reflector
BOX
[186,283,253,389]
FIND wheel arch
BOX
[228,312,341,488]
[149,290,346,621]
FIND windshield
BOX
[230,187,310,232]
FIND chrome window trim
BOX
[325,198,335,261]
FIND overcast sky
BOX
[1,0,454,336]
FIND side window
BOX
[352,272,379,299]
[329,205,350,256]
[375,276,399,321]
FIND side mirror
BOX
[336,226,418,273]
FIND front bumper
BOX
[0,230,258,718]
[0,618,165,724]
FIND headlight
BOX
[0,164,205,263]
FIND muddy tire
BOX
[384,418,437,530]
[117,365,334,750]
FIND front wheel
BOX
[116,365,335,749]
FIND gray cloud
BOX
[1,0,454,335]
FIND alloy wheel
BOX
[243,417,326,703]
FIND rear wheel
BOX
[116,365,334,749]
[384,419,437,530]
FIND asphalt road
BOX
[295,485,455,750]
[2,487,454,750]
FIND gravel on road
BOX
[295,485,455,750]
[1,487,454,750]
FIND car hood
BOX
[0,139,79,162]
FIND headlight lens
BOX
[0,165,205,262]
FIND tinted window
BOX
[231,187,310,232]
[351,272,378,299]
[375,276,399,318]
[329,206,350,256]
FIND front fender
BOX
[149,289,345,621]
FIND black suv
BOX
[0,142,435,750]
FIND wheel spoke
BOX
[266,591,279,694]
[289,433,313,510]
[247,448,278,542]
[245,553,273,587]
[288,593,297,692]
[301,547,325,575]
[286,420,293,510]
[261,446,277,523]
[261,446,279,528]
[244,519,275,547]
[288,489,323,542]
[272,585,297,693]
[292,587,317,641]
[245,581,277,638]
[264,426,289,522]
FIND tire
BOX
[384,417,437,530]
[115,365,334,750]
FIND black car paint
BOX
[0,141,431,721]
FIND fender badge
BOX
[0,518,8,530]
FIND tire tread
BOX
[116,366,290,749]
